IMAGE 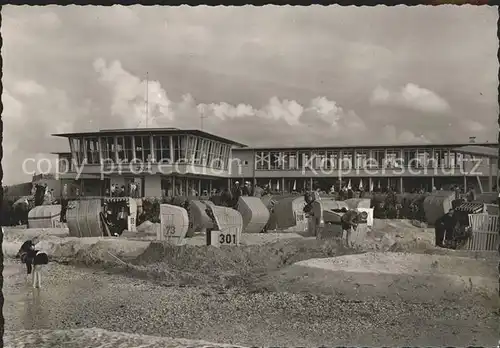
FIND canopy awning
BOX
[104,197,130,203]
[452,145,499,159]
[58,173,104,180]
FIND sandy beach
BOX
[4,257,499,347]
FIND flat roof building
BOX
[51,127,498,197]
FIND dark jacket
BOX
[341,210,358,230]
[241,186,250,196]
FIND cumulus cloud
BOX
[4,57,435,185]
[12,79,46,96]
[2,56,442,185]
[89,58,433,150]
[93,58,172,128]
[370,83,451,114]
[2,83,91,184]
[381,125,430,144]
[92,58,369,136]
[197,101,258,121]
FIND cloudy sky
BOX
[2,5,498,184]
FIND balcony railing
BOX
[253,160,466,171]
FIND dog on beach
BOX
[16,240,49,288]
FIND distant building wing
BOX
[452,145,499,159]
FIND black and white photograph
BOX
[1,4,500,347]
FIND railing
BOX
[254,161,467,171]
[465,214,499,251]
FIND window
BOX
[327,151,339,170]
[384,149,399,168]
[217,143,225,164]
[209,141,220,169]
[70,137,84,165]
[143,136,151,162]
[206,141,213,165]
[185,136,197,163]
[220,145,227,169]
[270,152,283,170]
[355,149,368,169]
[298,151,310,170]
[116,136,133,163]
[313,151,326,170]
[215,143,223,169]
[416,149,431,168]
[194,137,203,165]
[432,149,444,168]
[283,151,297,170]
[207,140,216,167]
[134,136,143,161]
[134,136,151,162]
[153,136,171,163]
[125,137,133,162]
[211,142,222,169]
[84,137,100,165]
[340,150,353,170]
[452,151,463,168]
[320,151,328,169]
[442,149,452,168]
[222,145,231,170]
[117,137,124,161]
[371,150,384,168]
[173,136,187,163]
[403,149,416,168]
[208,141,216,168]
[100,137,115,162]
[289,152,298,170]
[200,139,209,166]
[255,151,270,170]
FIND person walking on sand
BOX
[340,209,358,248]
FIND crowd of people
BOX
[106,182,141,198]
[2,176,490,236]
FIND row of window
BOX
[69,135,232,170]
[254,149,487,170]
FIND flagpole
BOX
[145,72,149,128]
